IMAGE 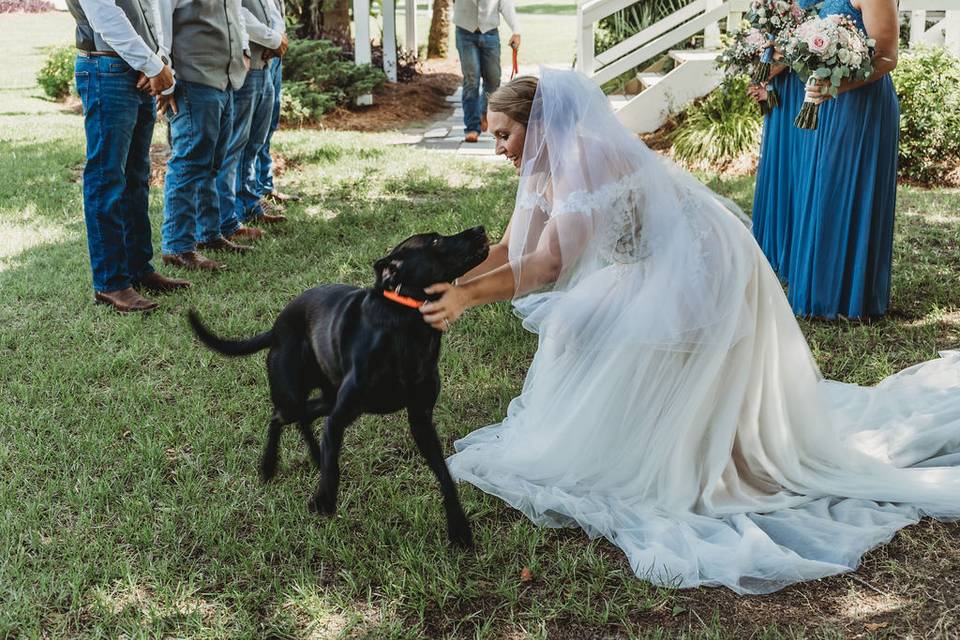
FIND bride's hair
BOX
[488,76,539,126]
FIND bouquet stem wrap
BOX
[795,76,820,129]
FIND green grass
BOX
[3,11,960,640]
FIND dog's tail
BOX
[187,310,273,357]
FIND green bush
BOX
[892,46,960,186]
[280,38,386,124]
[670,75,762,167]
[37,45,75,99]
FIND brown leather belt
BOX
[77,50,122,58]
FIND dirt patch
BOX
[313,59,462,132]
[147,142,290,188]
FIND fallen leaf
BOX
[520,567,534,582]
[865,622,889,632]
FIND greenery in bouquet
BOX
[747,0,807,83]
[777,14,874,129]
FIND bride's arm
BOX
[421,217,573,331]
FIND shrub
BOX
[37,46,76,100]
[892,45,960,186]
[280,38,386,123]
[670,75,762,167]
[0,0,55,13]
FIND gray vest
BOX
[66,0,159,55]
[242,0,271,71]
[171,0,247,91]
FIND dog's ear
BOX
[374,257,400,289]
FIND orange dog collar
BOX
[383,289,426,309]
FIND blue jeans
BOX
[234,68,275,222]
[455,27,501,134]
[255,57,282,196]
[74,55,156,292]
[161,80,234,254]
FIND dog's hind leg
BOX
[407,407,474,549]
[261,415,284,482]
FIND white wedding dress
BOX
[446,68,960,594]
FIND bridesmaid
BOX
[748,65,807,281]
[787,0,900,319]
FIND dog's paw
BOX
[260,459,278,483]
[307,489,337,516]
[448,524,474,550]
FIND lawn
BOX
[2,10,960,640]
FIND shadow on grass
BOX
[2,137,960,638]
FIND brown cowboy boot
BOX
[226,226,264,242]
[162,251,224,271]
[136,271,191,292]
[196,237,253,253]
[94,287,159,313]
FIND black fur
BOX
[188,226,489,548]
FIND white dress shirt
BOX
[453,0,519,35]
[241,0,284,49]
[77,0,165,77]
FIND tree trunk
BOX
[300,0,352,45]
[427,0,450,58]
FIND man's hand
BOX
[277,33,289,57]
[157,93,178,117]
[147,64,175,95]
[508,33,521,50]
[243,53,251,71]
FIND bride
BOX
[418,68,960,594]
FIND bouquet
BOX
[717,26,778,114]
[747,0,807,84]
[777,14,874,129]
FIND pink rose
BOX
[790,3,803,19]
[807,34,828,53]
[745,29,765,46]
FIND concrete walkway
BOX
[408,63,568,161]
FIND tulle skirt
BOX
[447,207,960,594]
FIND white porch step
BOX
[667,48,722,63]
[635,72,665,90]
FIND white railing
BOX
[901,0,960,52]
[576,0,749,86]
[576,0,960,91]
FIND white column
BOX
[383,0,398,81]
[576,6,595,74]
[353,0,373,105]
[704,0,721,49]
[405,0,418,57]
[946,10,960,56]
[727,10,743,33]
[909,9,926,46]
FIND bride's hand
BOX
[420,283,468,332]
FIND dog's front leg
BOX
[407,408,474,549]
[308,385,361,516]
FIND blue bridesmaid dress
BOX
[787,0,900,319]
[751,70,807,280]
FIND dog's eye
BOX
[431,238,440,247]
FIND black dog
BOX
[188,226,489,548]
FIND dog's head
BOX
[374,226,490,292]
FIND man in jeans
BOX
[229,0,288,230]
[253,0,296,213]
[158,0,256,272]
[67,0,191,312]
[453,0,520,142]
